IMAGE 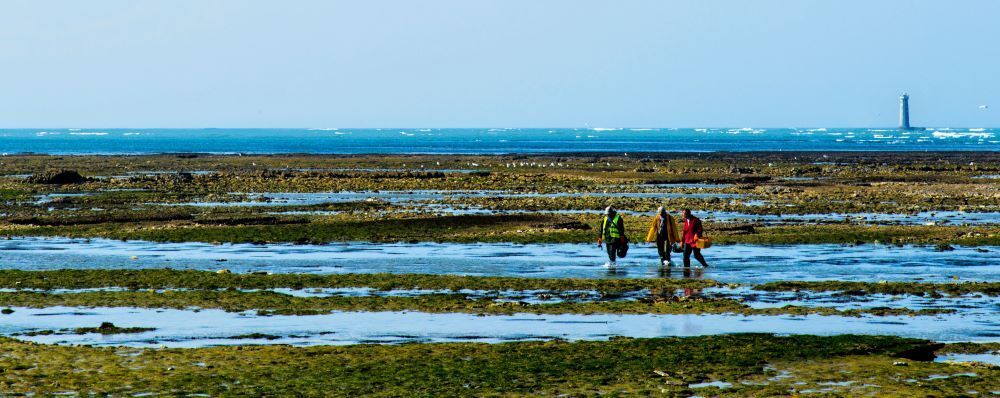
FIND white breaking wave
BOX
[728,128,765,134]
[69,132,109,136]
[932,131,994,139]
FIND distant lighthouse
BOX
[899,93,911,130]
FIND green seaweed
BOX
[3,214,997,245]
[757,280,1000,297]
[0,269,718,292]
[0,334,994,396]
[0,290,953,317]
[17,322,155,336]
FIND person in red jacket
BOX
[681,209,709,268]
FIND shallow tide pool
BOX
[0,238,995,284]
[2,306,997,348]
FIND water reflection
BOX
[0,238,995,284]
[2,306,994,348]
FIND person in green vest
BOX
[597,206,627,266]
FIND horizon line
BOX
[0,126,996,130]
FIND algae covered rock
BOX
[26,170,87,184]
[935,243,956,252]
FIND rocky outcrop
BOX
[26,170,87,184]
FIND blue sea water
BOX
[1,127,997,154]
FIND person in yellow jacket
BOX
[646,207,679,266]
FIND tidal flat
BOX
[0,152,996,395]
[0,152,997,245]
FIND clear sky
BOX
[1,0,997,128]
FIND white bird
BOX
[979,105,989,110]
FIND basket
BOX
[695,238,712,249]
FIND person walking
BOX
[645,206,679,266]
[681,209,709,268]
[597,206,626,267]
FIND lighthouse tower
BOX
[899,94,911,130]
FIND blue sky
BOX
[1,0,997,128]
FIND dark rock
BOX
[26,170,87,184]
[892,342,945,362]
[165,172,194,183]
[934,244,955,252]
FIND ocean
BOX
[1,127,997,155]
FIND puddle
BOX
[1,306,996,348]
[702,287,1000,315]
[33,193,92,204]
[268,287,612,304]
[778,177,821,181]
[103,170,215,179]
[689,381,733,389]
[935,353,1000,366]
[704,211,1000,226]
[0,238,996,284]
[172,190,746,207]
[817,381,856,386]
[641,183,733,189]
[925,372,978,380]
